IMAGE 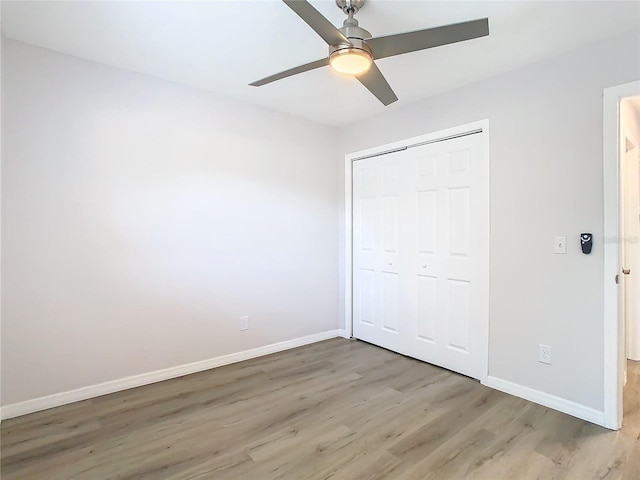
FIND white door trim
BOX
[603,81,640,430]
[344,119,490,383]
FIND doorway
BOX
[603,82,640,430]
[344,120,490,382]
[621,97,640,364]
[620,96,640,432]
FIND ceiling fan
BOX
[250,0,489,106]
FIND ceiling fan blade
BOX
[250,58,329,86]
[366,18,489,60]
[283,0,349,46]
[356,62,398,106]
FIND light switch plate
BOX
[554,236,567,254]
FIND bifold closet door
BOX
[352,133,488,380]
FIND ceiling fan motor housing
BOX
[332,16,372,58]
[339,22,371,41]
[329,37,372,59]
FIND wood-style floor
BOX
[2,338,639,480]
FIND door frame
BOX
[343,119,491,383]
[603,81,640,430]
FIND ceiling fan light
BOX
[329,48,372,76]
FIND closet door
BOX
[352,132,488,380]
[352,150,407,354]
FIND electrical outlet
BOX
[240,316,249,331]
[538,344,552,364]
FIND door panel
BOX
[448,279,470,352]
[416,274,437,342]
[353,132,488,380]
[382,272,399,332]
[448,187,471,256]
[358,269,375,326]
[360,198,376,251]
[417,191,437,254]
[382,195,399,253]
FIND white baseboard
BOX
[484,376,605,427]
[0,329,343,420]
[337,329,350,339]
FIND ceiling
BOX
[2,1,639,126]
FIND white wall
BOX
[338,29,640,411]
[1,39,339,406]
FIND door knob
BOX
[623,268,631,275]
[421,264,427,268]
[388,262,393,266]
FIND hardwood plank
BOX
[2,339,639,479]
